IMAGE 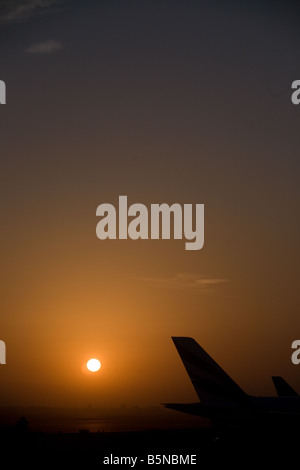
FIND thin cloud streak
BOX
[25,40,63,54]
[0,0,63,25]
[134,273,229,293]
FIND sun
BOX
[87,358,101,372]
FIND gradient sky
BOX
[0,0,300,408]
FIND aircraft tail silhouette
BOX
[272,376,299,397]
[166,337,300,425]
[172,337,249,405]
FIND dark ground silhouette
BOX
[0,419,299,468]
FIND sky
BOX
[0,0,300,409]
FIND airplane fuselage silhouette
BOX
[164,337,300,426]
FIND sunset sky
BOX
[0,0,299,409]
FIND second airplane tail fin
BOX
[272,376,299,397]
[172,337,249,405]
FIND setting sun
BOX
[87,358,101,372]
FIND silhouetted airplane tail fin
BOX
[272,376,299,397]
[172,337,249,405]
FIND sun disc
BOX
[87,358,101,372]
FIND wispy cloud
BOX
[25,39,63,54]
[0,0,63,25]
[134,273,229,293]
